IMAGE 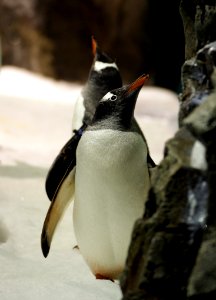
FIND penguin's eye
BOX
[101,92,117,102]
[110,95,117,101]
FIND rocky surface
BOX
[179,41,216,125]
[121,70,216,300]
[180,0,216,59]
[121,1,216,299]
[121,126,209,300]
[185,71,216,299]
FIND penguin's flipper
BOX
[45,123,87,201]
[147,153,156,168]
[41,167,75,257]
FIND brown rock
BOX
[0,0,54,76]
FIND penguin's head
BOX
[89,36,122,90]
[91,74,149,130]
[92,36,114,64]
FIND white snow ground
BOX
[0,67,179,300]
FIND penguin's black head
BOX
[89,36,122,91]
[92,36,113,63]
[95,47,114,64]
[92,74,149,130]
[90,66,122,91]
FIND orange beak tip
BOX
[127,74,149,94]
[91,36,97,56]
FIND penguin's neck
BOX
[89,115,135,132]
[82,87,98,123]
[87,76,111,97]
[82,79,110,124]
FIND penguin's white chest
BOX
[74,129,150,278]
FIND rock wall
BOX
[180,0,216,59]
[121,40,216,300]
[120,1,216,299]
[0,0,54,77]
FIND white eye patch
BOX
[94,61,118,72]
[101,92,116,102]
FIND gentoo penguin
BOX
[41,74,151,281]
[45,38,155,201]
[72,36,122,131]
[45,37,122,201]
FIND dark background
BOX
[0,0,184,91]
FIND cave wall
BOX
[0,0,54,77]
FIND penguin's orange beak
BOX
[127,74,149,95]
[91,36,97,57]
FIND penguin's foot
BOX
[95,273,114,282]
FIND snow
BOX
[0,66,179,299]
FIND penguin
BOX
[45,37,123,201]
[72,36,122,131]
[45,37,121,202]
[45,38,155,202]
[41,74,151,281]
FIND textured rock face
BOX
[121,69,216,300]
[179,0,216,122]
[179,41,216,125]
[180,0,216,59]
[121,1,216,298]
[121,125,209,300]
[184,74,216,299]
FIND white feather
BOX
[94,61,118,72]
[73,129,150,278]
[101,92,115,102]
